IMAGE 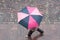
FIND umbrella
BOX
[17,6,43,30]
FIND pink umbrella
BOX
[17,6,43,30]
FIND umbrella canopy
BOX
[17,6,43,30]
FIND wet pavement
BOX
[0,23,60,40]
[0,0,60,40]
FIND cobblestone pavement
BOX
[0,0,60,40]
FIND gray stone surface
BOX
[0,0,60,40]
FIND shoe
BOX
[25,35,31,38]
[40,32,44,36]
[25,35,32,40]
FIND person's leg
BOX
[28,30,35,37]
[37,28,44,35]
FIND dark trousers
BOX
[28,28,44,36]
